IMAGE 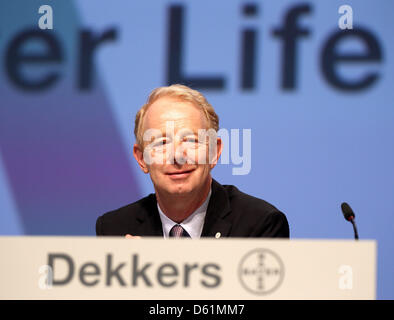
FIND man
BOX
[96,84,289,238]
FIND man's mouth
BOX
[166,168,195,179]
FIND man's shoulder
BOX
[99,194,154,221]
[221,183,280,214]
[217,182,289,237]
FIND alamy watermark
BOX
[38,265,53,290]
[38,5,53,30]
[141,122,251,175]
[338,265,353,290]
[338,5,353,30]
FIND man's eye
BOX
[154,140,167,147]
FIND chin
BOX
[170,181,194,195]
[160,177,198,195]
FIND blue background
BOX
[0,0,393,299]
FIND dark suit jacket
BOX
[96,179,289,238]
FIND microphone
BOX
[341,202,359,240]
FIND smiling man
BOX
[96,84,289,238]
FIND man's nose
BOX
[173,140,188,165]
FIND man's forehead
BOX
[149,97,199,113]
[143,97,207,127]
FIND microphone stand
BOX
[349,217,359,240]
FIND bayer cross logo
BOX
[238,248,284,295]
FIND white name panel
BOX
[0,237,376,299]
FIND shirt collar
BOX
[157,188,212,239]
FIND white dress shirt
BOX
[157,188,212,239]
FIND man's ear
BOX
[210,137,223,169]
[133,143,149,173]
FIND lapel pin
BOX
[215,232,221,239]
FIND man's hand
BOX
[125,234,141,239]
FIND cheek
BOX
[145,146,176,166]
[192,165,211,185]
[186,145,209,164]
[148,164,165,182]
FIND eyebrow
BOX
[157,130,199,137]
[178,131,198,137]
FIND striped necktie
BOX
[169,224,191,238]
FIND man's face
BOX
[133,97,221,196]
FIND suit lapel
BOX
[201,179,232,237]
[135,194,164,236]
[136,180,232,238]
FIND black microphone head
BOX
[341,202,355,221]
